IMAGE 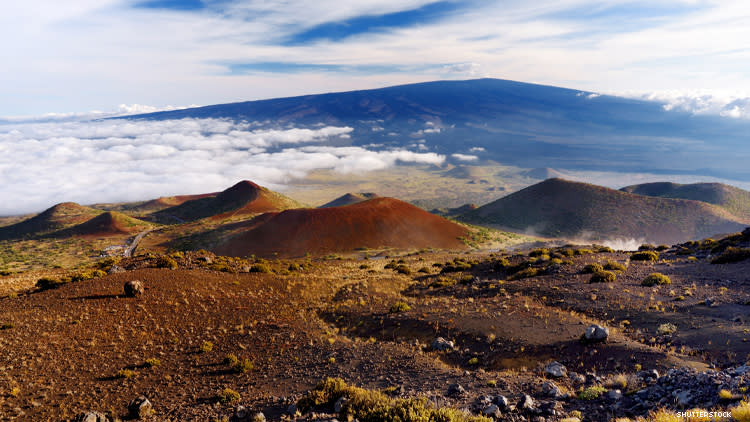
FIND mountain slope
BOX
[620,182,750,222]
[125,78,750,181]
[461,178,745,244]
[153,181,301,223]
[213,197,469,257]
[57,211,151,237]
[0,203,102,240]
[319,193,379,208]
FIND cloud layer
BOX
[0,117,444,215]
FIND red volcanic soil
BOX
[214,197,470,257]
[59,211,150,237]
[155,181,300,223]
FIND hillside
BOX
[214,197,470,257]
[461,178,745,244]
[0,202,102,240]
[621,182,750,222]
[152,181,301,223]
[319,192,379,208]
[94,192,218,214]
[56,211,151,237]
[124,78,750,181]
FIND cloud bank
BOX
[0,117,444,215]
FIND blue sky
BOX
[1,0,749,116]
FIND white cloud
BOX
[468,147,485,152]
[619,90,750,119]
[0,117,442,215]
[451,153,479,162]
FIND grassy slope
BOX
[621,182,750,222]
[461,178,746,244]
[0,203,102,240]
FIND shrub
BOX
[509,267,539,280]
[655,245,670,251]
[719,389,733,400]
[297,378,491,422]
[582,263,604,274]
[116,369,137,379]
[589,270,616,283]
[389,302,411,313]
[199,341,214,353]
[646,409,681,422]
[155,256,178,269]
[144,358,161,367]
[577,386,607,400]
[35,277,66,290]
[467,357,479,365]
[631,251,659,262]
[711,247,750,264]
[248,263,271,273]
[656,323,677,335]
[224,354,239,365]
[732,400,750,422]
[595,245,615,253]
[394,264,411,275]
[642,273,671,286]
[217,388,241,403]
[529,248,549,257]
[232,358,254,373]
[639,244,656,251]
[441,259,473,273]
[603,261,627,272]
[573,249,594,255]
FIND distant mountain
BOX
[430,203,478,218]
[95,192,218,215]
[56,211,151,237]
[319,193,379,208]
[461,178,745,244]
[152,181,301,223]
[520,168,569,180]
[621,182,750,222]
[213,197,469,257]
[125,78,750,181]
[0,202,102,240]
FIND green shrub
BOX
[642,273,671,286]
[394,264,411,275]
[711,247,750,264]
[232,358,254,373]
[217,388,241,403]
[582,263,604,274]
[440,259,472,273]
[589,270,616,283]
[35,277,68,290]
[199,341,214,353]
[574,249,594,256]
[155,256,178,269]
[248,263,271,273]
[577,386,607,400]
[298,378,491,422]
[144,358,161,368]
[631,251,659,262]
[430,276,457,288]
[603,260,627,272]
[639,244,656,251]
[508,267,539,280]
[389,302,411,313]
[529,248,549,257]
[595,245,615,253]
[116,369,137,379]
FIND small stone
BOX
[107,265,125,274]
[197,256,213,264]
[235,406,248,419]
[127,396,152,419]
[482,404,501,418]
[447,383,467,396]
[542,381,563,399]
[73,411,109,422]
[544,362,567,378]
[583,324,609,342]
[124,280,144,297]
[286,404,299,416]
[252,412,266,422]
[569,372,586,385]
[494,395,510,410]
[607,389,623,401]
[334,396,348,413]
[518,394,535,411]
[432,337,455,351]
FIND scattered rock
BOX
[568,372,586,385]
[482,404,501,418]
[447,383,467,396]
[494,395,510,410]
[124,280,144,297]
[431,337,455,351]
[517,394,535,411]
[334,396,348,413]
[583,324,609,342]
[607,389,623,401]
[197,256,213,264]
[286,404,299,416]
[544,361,567,378]
[107,265,125,274]
[127,396,152,419]
[73,411,109,422]
[252,412,266,422]
[542,381,563,399]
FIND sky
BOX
[2,0,750,116]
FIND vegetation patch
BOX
[389,302,411,313]
[603,260,627,272]
[711,247,750,264]
[631,251,659,262]
[217,388,241,404]
[577,386,607,400]
[589,270,616,283]
[642,273,671,286]
[298,378,491,422]
[582,263,604,274]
